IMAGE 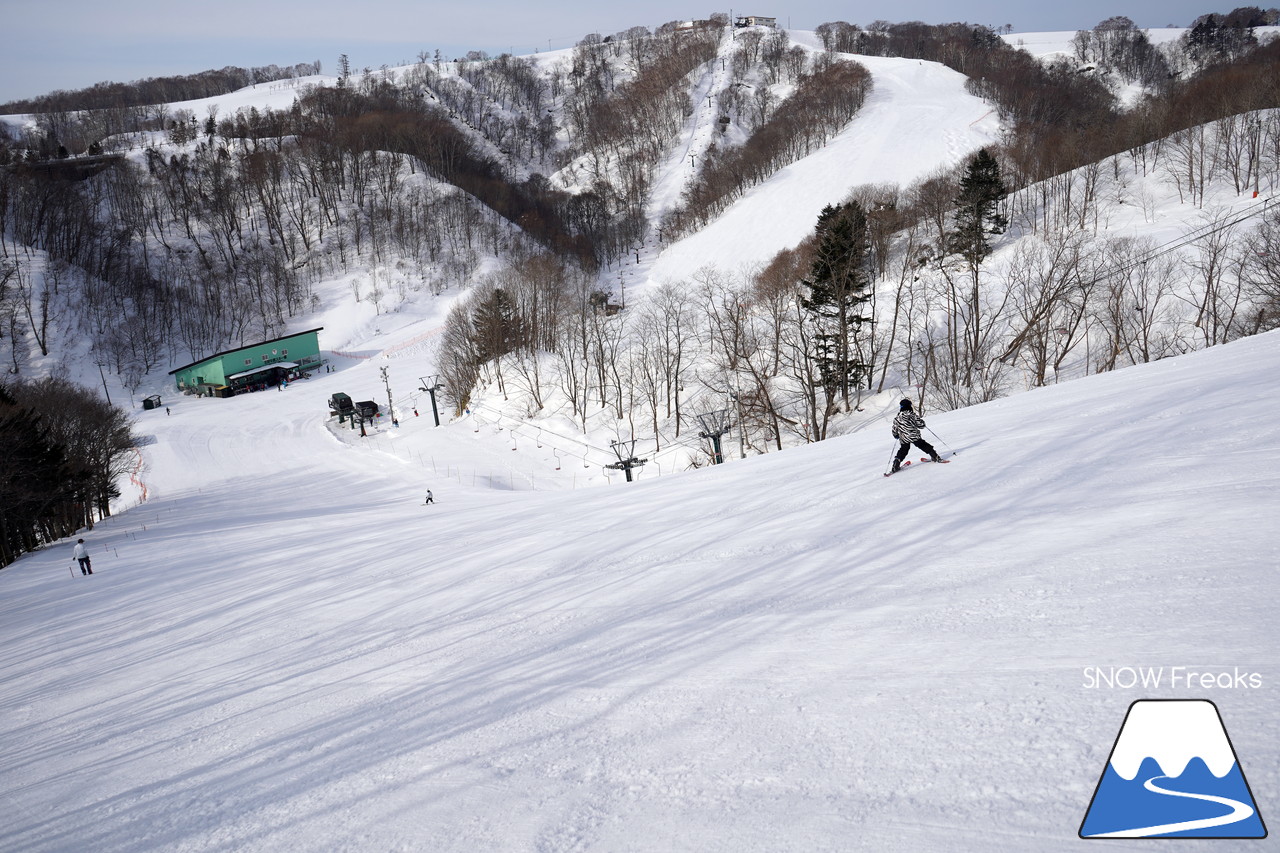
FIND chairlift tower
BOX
[418,375,445,427]
[606,439,648,482]
[696,409,733,465]
[380,365,397,426]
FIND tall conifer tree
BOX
[472,287,524,363]
[800,201,872,409]
[947,147,1008,266]
[940,148,1009,387]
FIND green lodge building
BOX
[168,328,324,396]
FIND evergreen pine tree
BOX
[947,147,1008,267]
[800,202,872,409]
[472,287,525,364]
[0,385,76,567]
[942,147,1009,388]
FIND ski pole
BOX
[885,443,900,476]
[926,426,955,455]
[69,563,75,579]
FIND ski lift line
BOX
[464,399,616,459]
[1010,194,1276,303]
[1014,192,1274,287]
[467,410,615,466]
[1146,195,1273,255]
[334,422,550,492]
[1103,203,1270,277]
[1095,194,1273,279]
[991,197,1276,366]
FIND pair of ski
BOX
[884,456,951,477]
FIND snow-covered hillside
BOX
[642,50,999,286]
[2,321,1277,851]
[2,27,1279,848]
[1003,27,1280,61]
[0,28,1003,300]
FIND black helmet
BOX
[900,398,913,410]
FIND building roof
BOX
[168,328,324,375]
[227,362,299,381]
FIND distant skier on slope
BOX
[890,398,944,474]
[73,539,93,575]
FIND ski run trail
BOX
[645,47,1000,287]
[1,28,1278,853]
[2,329,1278,852]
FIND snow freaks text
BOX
[1082,666,1263,690]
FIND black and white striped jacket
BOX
[891,410,926,443]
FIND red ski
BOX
[884,457,950,477]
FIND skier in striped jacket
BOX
[891,398,942,473]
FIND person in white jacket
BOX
[73,539,92,575]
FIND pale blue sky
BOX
[0,0,1223,105]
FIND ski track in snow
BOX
[1,329,1277,852]
[1,31,1279,853]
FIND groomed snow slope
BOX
[644,51,1001,284]
[2,331,1277,852]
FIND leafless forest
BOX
[3,12,1280,561]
